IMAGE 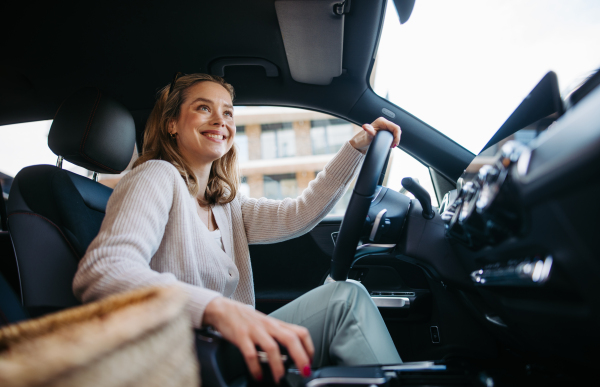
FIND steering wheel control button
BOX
[430,326,441,344]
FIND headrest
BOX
[48,87,136,174]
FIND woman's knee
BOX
[328,280,372,307]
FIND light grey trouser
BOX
[269,281,402,367]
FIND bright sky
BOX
[0,120,87,177]
[373,0,600,154]
[2,1,600,177]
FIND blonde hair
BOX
[134,74,239,205]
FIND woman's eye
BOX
[224,111,233,117]
[198,105,209,112]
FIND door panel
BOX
[250,222,335,314]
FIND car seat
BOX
[0,180,20,297]
[6,88,136,317]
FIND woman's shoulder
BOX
[116,160,182,191]
[132,159,179,174]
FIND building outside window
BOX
[310,119,355,155]
[234,125,249,163]
[239,176,250,197]
[263,173,298,200]
[261,122,295,159]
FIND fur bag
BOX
[0,285,199,387]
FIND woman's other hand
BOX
[349,117,401,154]
[203,297,314,383]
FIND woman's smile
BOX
[200,129,227,142]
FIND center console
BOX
[195,328,589,387]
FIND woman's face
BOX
[171,81,236,168]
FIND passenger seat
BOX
[6,88,136,317]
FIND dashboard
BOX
[432,71,600,364]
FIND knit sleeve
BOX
[72,160,222,328]
[240,141,364,245]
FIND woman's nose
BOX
[211,114,225,126]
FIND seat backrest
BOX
[6,88,136,316]
[0,180,21,299]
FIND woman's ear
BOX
[168,119,176,133]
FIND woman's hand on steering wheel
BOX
[349,117,402,154]
[203,297,314,382]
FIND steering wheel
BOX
[330,130,394,280]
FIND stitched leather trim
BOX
[78,89,121,174]
[7,212,80,259]
[52,98,67,121]
[80,88,101,155]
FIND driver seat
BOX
[6,87,136,317]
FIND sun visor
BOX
[275,0,348,85]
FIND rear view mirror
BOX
[393,0,416,24]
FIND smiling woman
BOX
[72,73,403,382]
[135,74,240,208]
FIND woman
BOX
[73,74,402,382]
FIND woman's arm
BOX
[72,161,222,327]
[240,141,363,244]
[240,117,401,245]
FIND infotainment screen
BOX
[461,71,563,183]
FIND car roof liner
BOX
[0,0,472,180]
[0,0,379,125]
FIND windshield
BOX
[372,0,600,154]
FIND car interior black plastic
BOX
[210,58,280,78]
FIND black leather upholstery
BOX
[0,272,28,327]
[7,88,135,315]
[49,87,136,173]
[0,181,7,231]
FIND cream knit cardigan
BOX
[73,142,364,328]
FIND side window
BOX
[383,148,438,207]
[234,107,360,215]
[233,106,438,216]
